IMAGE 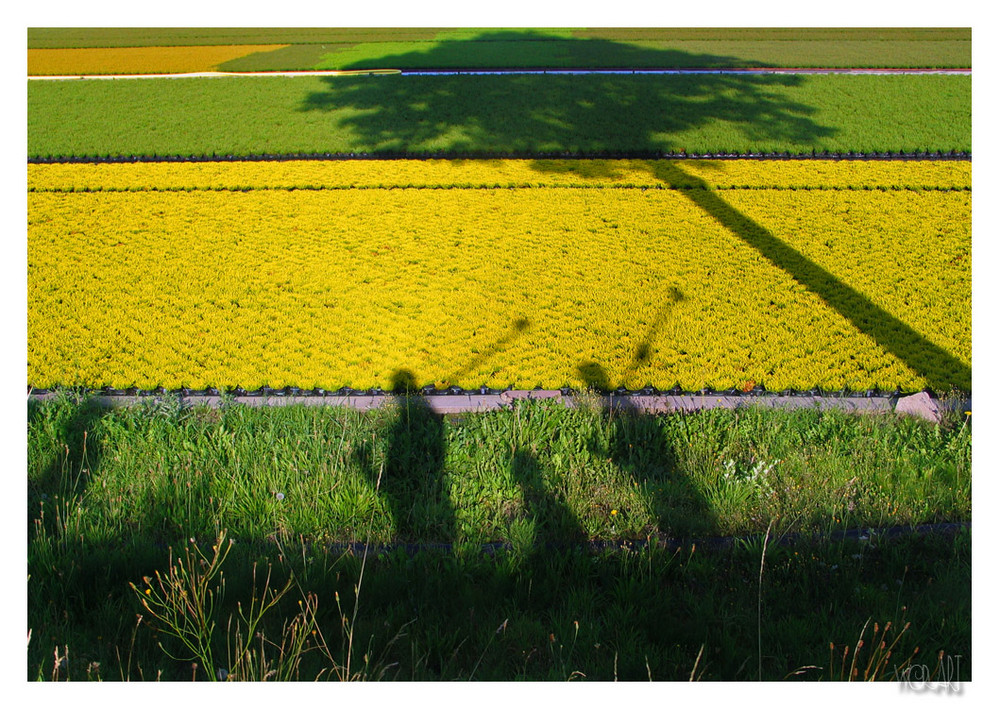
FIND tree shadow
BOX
[298,31,968,393]
[220,28,777,73]
[299,32,832,156]
[649,161,971,392]
[333,29,773,72]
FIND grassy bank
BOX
[27,394,970,680]
[28,74,971,159]
[29,526,971,681]
[28,395,971,544]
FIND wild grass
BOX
[27,394,971,545]
[27,393,970,680]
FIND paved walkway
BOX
[27,389,968,423]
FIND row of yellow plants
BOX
[27,160,970,392]
[27,45,286,76]
[29,158,971,192]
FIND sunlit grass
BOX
[28,394,971,545]
[27,394,971,680]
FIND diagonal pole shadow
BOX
[446,317,531,385]
[620,286,685,389]
[651,162,971,393]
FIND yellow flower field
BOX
[27,160,971,392]
[27,45,287,75]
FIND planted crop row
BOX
[29,39,971,75]
[27,74,971,159]
[27,158,971,192]
[27,27,972,50]
[279,39,971,73]
[27,27,970,72]
[27,45,287,76]
[27,150,974,165]
[27,161,970,394]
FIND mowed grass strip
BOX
[27,74,971,159]
[28,45,289,76]
[27,160,970,393]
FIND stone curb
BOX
[28,390,970,423]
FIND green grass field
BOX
[28,74,971,159]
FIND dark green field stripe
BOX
[28,74,971,159]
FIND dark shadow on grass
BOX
[576,361,718,539]
[377,368,454,542]
[24,396,971,680]
[509,448,586,545]
[27,395,105,532]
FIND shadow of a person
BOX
[509,447,586,546]
[378,368,454,542]
[575,360,717,540]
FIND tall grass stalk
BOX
[758,518,773,681]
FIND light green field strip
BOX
[27,160,970,393]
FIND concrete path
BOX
[27,389,968,423]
